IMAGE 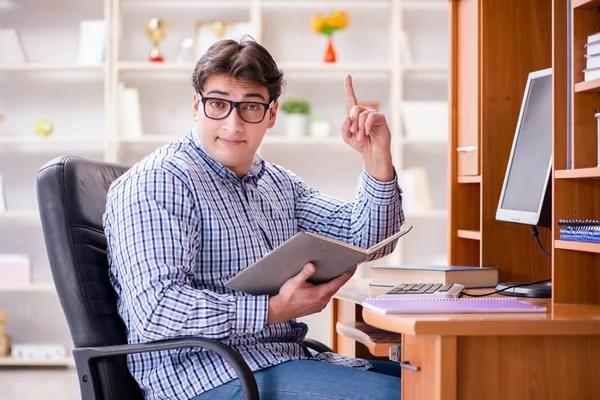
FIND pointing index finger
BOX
[344,74,358,109]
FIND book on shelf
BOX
[225,225,413,296]
[362,297,547,315]
[583,66,600,82]
[117,83,143,138]
[369,264,500,288]
[397,168,434,213]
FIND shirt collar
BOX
[187,128,265,183]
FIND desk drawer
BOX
[401,334,457,400]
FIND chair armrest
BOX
[73,337,258,400]
[303,338,334,354]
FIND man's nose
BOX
[223,106,244,131]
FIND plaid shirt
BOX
[103,130,404,400]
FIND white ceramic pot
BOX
[284,114,308,137]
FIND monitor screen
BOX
[496,68,552,227]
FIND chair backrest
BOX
[36,156,141,400]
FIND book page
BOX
[305,225,412,255]
[366,225,413,254]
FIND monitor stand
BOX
[495,281,552,298]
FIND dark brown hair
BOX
[192,37,284,102]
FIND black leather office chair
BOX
[36,155,333,400]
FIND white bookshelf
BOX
[0,0,449,361]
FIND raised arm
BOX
[104,169,268,342]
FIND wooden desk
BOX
[333,279,600,400]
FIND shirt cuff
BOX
[361,169,401,205]
[234,294,269,335]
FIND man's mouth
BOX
[219,137,245,146]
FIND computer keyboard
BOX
[377,282,464,299]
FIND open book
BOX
[225,225,412,296]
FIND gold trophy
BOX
[146,18,167,62]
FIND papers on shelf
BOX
[76,20,106,65]
[401,101,448,140]
[117,83,143,138]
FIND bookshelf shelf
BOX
[120,0,249,10]
[403,64,448,73]
[457,175,481,184]
[0,63,105,72]
[261,1,389,10]
[0,210,40,222]
[574,79,600,93]
[0,356,73,367]
[573,0,600,9]
[0,283,56,292]
[555,168,600,179]
[456,229,481,241]
[555,240,600,254]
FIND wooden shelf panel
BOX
[555,168,600,179]
[573,0,600,9]
[456,229,481,240]
[574,79,600,93]
[336,321,400,357]
[457,175,481,183]
[555,240,600,254]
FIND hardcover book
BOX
[370,264,500,288]
[225,225,413,296]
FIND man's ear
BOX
[267,101,279,129]
[193,93,200,121]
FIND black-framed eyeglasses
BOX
[198,94,274,124]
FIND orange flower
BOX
[311,9,349,36]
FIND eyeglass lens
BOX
[204,98,267,123]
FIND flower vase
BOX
[323,37,337,63]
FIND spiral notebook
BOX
[362,297,547,315]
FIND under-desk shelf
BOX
[335,321,401,357]
[555,168,600,179]
[456,229,481,240]
[457,175,481,183]
[555,240,600,254]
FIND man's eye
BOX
[210,100,227,108]
[243,103,260,111]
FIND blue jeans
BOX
[192,359,401,400]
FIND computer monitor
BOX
[495,67,552,298]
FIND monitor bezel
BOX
[495,67,553,226]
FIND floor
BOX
[1,368,80,399]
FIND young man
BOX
[104,38,404,400]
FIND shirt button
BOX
[247,324,254,333]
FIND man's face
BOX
[193,74,278,177]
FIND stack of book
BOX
[369,264,500,289]
[559,219,600,243]
[584,32,600,81]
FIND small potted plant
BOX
[280,98,311,137]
